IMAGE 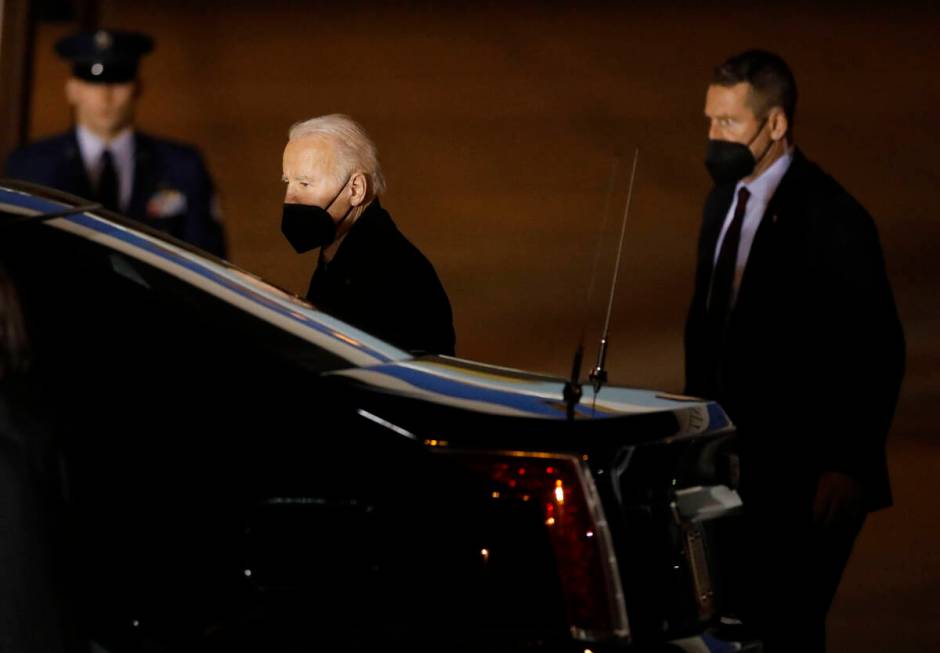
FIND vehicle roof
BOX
[0,179,407,367]
[0,180,727,430]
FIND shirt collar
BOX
[737,145,794,205]
[75,125,134,170]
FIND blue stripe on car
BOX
[366,364,601,419]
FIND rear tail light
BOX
[435,447,629,641]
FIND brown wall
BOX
[17,2,940,650]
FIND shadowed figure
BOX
[0,264,69,653]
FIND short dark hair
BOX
[713,50,797,136]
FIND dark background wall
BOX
[16,1,940,649]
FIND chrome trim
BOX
[570,455,631,641]
[356,409,417,440]
[673,485,743,523]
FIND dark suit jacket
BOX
[306,199,456,356]
[4,130,226,257]
[685,149,904,511]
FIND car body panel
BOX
[0,180,752,652]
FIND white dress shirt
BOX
[713,146,794,304]
[76,125,135,212]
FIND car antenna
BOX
[589,147,639,398]
[562,156,621,420]
[561,342,584,421]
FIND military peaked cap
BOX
[55,29,154,83]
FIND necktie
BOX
[97,149,119,212]
[707,186,751,328]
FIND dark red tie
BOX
[707,186,750,327]
[97,149,119,212]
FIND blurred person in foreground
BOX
[0,264,68,653]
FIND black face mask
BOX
[281,177,351,253]
[704,119,771,185]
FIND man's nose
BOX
[707,121,721,140]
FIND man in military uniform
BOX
[5,29,226,257]
[280,114,455,355]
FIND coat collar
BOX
[761,147,814,221]
[61,130,94,200]
[317,199,395,274]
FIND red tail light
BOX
[435,447,630,641]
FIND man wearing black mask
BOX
[281,114,455,356]
[685,51,904,651]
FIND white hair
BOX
[288,114,386,196]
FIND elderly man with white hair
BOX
[281,114,455,355]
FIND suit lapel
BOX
[59,131,94,200]
[129,133,159,219]
[733,149,808,313]
[694,184,735,310]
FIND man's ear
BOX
[64,77,80,106]
[769,107,788,142]
[349,171,369,206]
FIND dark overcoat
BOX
[307,199,455,356]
